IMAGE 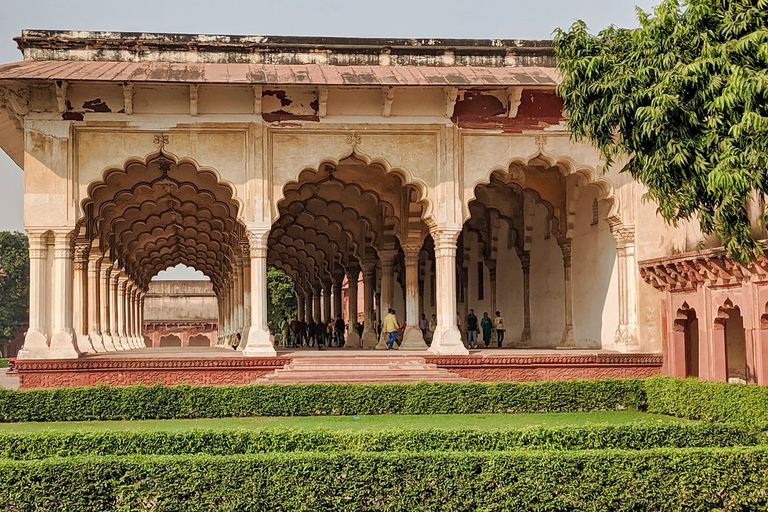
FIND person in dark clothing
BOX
[307,318,316,347]
[480,312,493,348]
[315,320,326,350]
[466,309,479,349]
[298,319,307,347]
[335,316,346,347]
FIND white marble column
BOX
[127,284,137,348]
[234,260,244,339]
[428,228,468,355]
[401,244,427,350]
[361,261,378,349]
[297,289,305,322]
[242,254,251,338]
[49,232,80,358]
[333,275,343,321]
[612,224,640,351]
[18,232,50,358]
[313,287,322,321]
[241,228,277,356]
[100,261,116,351]
[139,292,146,347]
[557,240,576,349]
[519,251,532,347]
[87,254,105,351]
[305,288,313,322]
[323,281,332,323]
[376,249,398,349]
[346,267,361,348]
[116,273,129,349]
[72,243,93,353]
[109,267,125,350]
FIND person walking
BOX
[382,308,400,350]
[428,313,437,345]
[418,313,429,339]
[494,311,505,348]
[307,318,316,347]
[466,309,479,349]
[315,319,326,350]
[334,315,346,347]
[480,312,493,348]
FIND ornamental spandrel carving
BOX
[0,86,30,129]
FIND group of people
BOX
[283,308,506,350]
[463,310,505,349]
[287,316,348,349]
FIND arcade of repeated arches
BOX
[1,30,767,383]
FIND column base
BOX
[101,333,117,351]
[88,332,106,352]
[49,331,81,359]
[75,332,94,354]
[608,325,642,353]
[19,329,48,356]
[361,329,378,350]
[556,324,576,349]
[428,326,469,355]
[345,331,361,349]
[518,327,531,348]
[240,327,277,357]
[375,331,389,350]
[400,325,428,350]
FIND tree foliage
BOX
[266,267,297,340]
[554,0,768,262]
[0,232,29,344]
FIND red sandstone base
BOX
[14,353,662,388]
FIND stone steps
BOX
[257,355,469,384]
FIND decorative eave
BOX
[639,245,768,292]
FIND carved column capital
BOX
[432,227,461,258]
[246,228,269,259]
[611,224,636,250]
[0,85,30,129]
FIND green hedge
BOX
[0,423,761,460]
[646,376,768,424]
[0,379,646,422]
[1,448,767,511]
[0,359,8,369]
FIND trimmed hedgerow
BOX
[1,448,767,511]
[645,376,768,424]
[0,359,8,369]
[0,379,646,422]
[0,423,761,460]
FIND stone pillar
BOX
[346,267,361,348]
[333,276,343,321]
[361,262,378,349]
[557,240,576,349]
[376,249,398,349]
[100,261,116,351]
[116,273,129,349]
[241,228,276,356]
[519,251,532,347]
[129,285,139,347]
[86,254,105,351]
[234,261,244,339]
[323,281,332,323]
[242,254,252,339]
[109,267,125,350]
[428,228,468,355]
[124,282,134,348]
[487,260,498,345]
[313,287,322,321]
[49,232,80,358]
[72,243,93,353]
[305,289,313,323]
[18,232,49,358]
[612,225,640,351]
[401,244,427,350]
[139,292,146,346]
[297,289,305,322]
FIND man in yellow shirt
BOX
[382,308,400,350]
[494,310,505,348]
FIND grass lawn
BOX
[0,410,689,433]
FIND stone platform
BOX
[12,347,663,388]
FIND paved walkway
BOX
[0,368,19,390]
[83,346,616,359]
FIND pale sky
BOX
[0,0,656,279]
